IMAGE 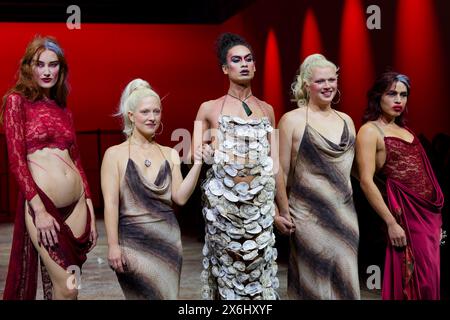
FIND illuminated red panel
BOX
[394,0,447,138]
[300,8,323,61]
[0,22,224,143]
[263,29,283,122]
[339,0,374,129]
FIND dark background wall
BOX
[234,0,450,137]
[0,23,226,134]
[1,0,448,138]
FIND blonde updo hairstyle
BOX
[117,78,161,137]
[291,53,339,107]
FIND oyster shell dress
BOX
[201,99,279,300]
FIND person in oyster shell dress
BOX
[193,32,295,300]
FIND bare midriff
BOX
[27,148,84,208]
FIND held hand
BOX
[34,210,61,248]
[387,222,407,247]
[88,221,98,252]
[202,144,215,165]
[108,244,127,273]
[86,199,97,251]
[274,215,296,236]
[193,145,204,165]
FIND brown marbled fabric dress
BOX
[116,158,182,299]
[287,110,360,300]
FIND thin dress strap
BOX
[155,143,168,162]
[252,97,268,119]
[370,122,385,137]
[307,107,345,126]
[333,110,347,128]
[220,95,226,115]
[128,137,168,163]
[306,105,309,124]
[333,110,345,121]
[128,138,131,159]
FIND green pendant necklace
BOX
[227,92,253,116]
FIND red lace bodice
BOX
[3,93,91,201]
[381,134,434,200]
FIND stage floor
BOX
[0,221,380,300]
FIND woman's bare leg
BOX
[24,196,88,300]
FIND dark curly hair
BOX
[215,32,254,67]
[362,71,410,126]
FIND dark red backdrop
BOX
[1,0,449,138]
[0,23,230,142]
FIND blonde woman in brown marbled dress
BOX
[279,54,360,299]
[101,79,205,299]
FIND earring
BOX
[155,121,164,136]
[332,89,341,105]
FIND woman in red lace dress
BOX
[1,36,97,300]
[356,71,444,299]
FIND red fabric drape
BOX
[3,188,91,300]
[382,143,443,300]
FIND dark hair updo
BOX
[215,32,254,67]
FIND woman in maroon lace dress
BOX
[356,71,444,299]
[1,36,97,300]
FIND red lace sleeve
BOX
[66,110,91,199]
[3,93,38,201]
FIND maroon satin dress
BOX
[379,127,443,300]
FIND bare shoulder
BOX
[280,107,306,122]
[334,110,356,134]
[198,99,215,111]
[159,144,176,157]
[103,142,128,162]
[279,108,306,128]
[357,122,379,140]
[159,144,180,166]
[335,110,354,125]
[197,97,223,118]
[253,98,277,127]
[253,97,274,117]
